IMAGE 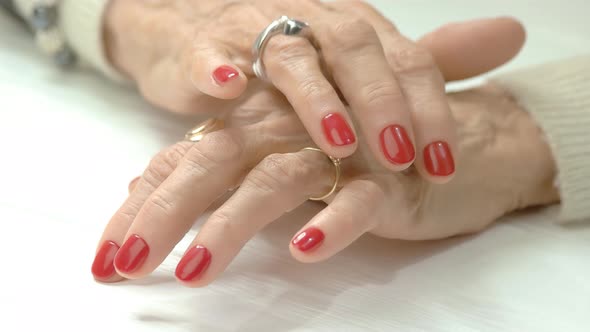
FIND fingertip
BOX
[379,159,414,173]
[419,16,528,81]
[174,244,213,287]
[289,244,322,263]
[211,65,248,96]
[377,124,417,172]
[91,240,125,283]
[317,112,359,158]
[417,140,456,184]
[319,143,357,159]
[495,16,526,50]
[191,60,248,100]
[289,227,327,263]
[419,171,455,185]
[93,274,126,284]
[112,234,150,279]
[175,277,211,288]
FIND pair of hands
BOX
[106,0,524,179]
[91,0,559,286]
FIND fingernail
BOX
[423,141,455,176]
[322,113,356,146]
[292,227,325,252]
[380,125,415,165]
[212,65,239,84]
[114,234,149,274]
[175,245,212,282]
[91,241,119,281]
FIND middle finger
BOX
[314,13,417,171]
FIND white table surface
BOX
[1,1,589,331]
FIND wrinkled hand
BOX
[105,0,525,181]
[91,31,557,285]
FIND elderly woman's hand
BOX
[91,48,558,285]
[104,0,525,182]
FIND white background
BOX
[0,1,589,331]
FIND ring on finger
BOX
[252,15,314,81]
[302,147,341,201]
[185,118,225,142]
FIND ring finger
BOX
[174,148,335,286]
[311,12,418,171]
[262,33,358,159]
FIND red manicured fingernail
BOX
[212,65,239,84]
[380,125,415,165]
[114,234,149,274]
[292,227,325,252]
[175,245,212,282]
[91,241,119,281]
[423,141,455,176]
[322,113,356,146]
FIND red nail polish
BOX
[380,125,415,165]
[423,141,455,176]
[91,241,119,281]
[175,245,212,282]
[322,113,356,146]
[292,227,325,252]
[114,234,149,274]
[212,65,239,84]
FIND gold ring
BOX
[185,118,225,142]
[302,147,341,201]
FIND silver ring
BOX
[252,16,313,81]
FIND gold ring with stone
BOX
[302,147,341,201]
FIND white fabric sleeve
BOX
[58,0,126,82]
[493,55,590,223]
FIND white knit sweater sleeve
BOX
[493,56,590,223]
[58,0,124,81]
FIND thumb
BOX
[188,40,249,99]
[418,17,526,82]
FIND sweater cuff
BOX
[58,0,126,82]
[492,56,590,223]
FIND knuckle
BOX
[350,0,380,15]
[143,190,175,218]
[349,180,386,207]
[185,131,243,170]
[144,143,191,187]
[359,80,402,111]
[266,37,314,71]
[328,18,376,51]
[205,209,242,243]
[328,181,385,233]
[296,78,333,101]
[388,46,436,75]
[212,2,255,20]
[247,154,293,193]
[246,154,307,193]
[114,200,144,226]
[335,1,397,31]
